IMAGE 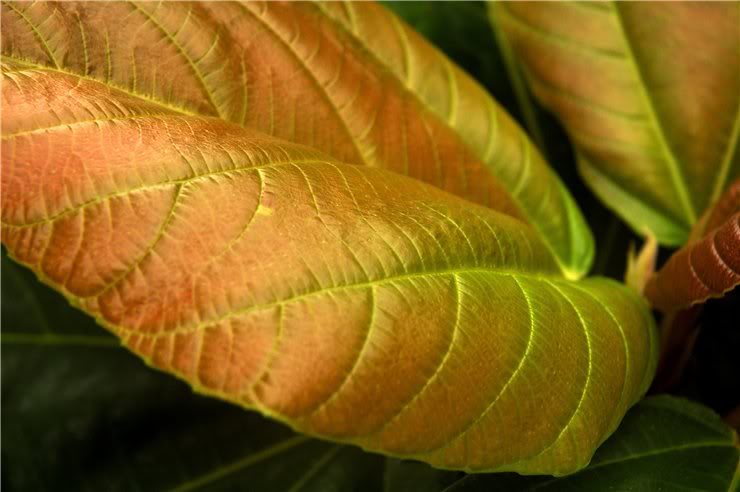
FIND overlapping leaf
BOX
[314,1,592,277]
[1,58,655,474]
[0,0,592,277]
[646,181,740,312]
[490,1,740,245]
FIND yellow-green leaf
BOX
[316,1,593,278]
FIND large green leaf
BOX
[490,1,740,246]
[0,0,592,277]
[1,57,656,474]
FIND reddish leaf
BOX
[645,181,740,312]
[0,0,593,276]
[1,60,657,475]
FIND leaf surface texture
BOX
[1,60,656,474]
[0,255,383,492]
[646,180,740,312]
[0,0,593,276]
[444,396,740,491]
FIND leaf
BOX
[623,233,657,295]
[645,180,740,312]
[1,61,657,475]
[3,263,734,490]
[315,1,593,277]
[1,254,384,492]
[490,1,740,246]
[444,396,740,491]
[0,0,592,278]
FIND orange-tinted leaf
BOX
[1,62,656,475]
[645,181,740,312]
[0,0,593,277]
[316,1,593,277]
[491,1,740,246]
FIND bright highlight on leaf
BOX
[491,1,740,246]
[0,0,593,277]
[1,55,656,475]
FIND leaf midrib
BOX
[109,266,567,339]
[612,3,697,224]
[165,435,311,492]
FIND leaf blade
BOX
[0,0,593,277]
[645,181,740,312]
[491,1,740,245]
[445,396,740,491]
[1,63,656,475]
[315,1,594,277]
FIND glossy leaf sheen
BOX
[0,0,592,276]
[491,1,740,245]
[646,181,740,312]
[1,60,656,475]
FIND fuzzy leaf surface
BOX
[0,0,592,276]
[1,61,656,475]
[491,1,740,245]
[9,259,732,491]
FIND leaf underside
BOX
[2,55,656,475]
[646,181,740,312]
[446,396,740,491]
[3,262,734,490]
[1,255,384,492]
[0,0,593,276]
[491,1,740,245]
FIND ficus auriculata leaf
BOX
[2,57,656,475]
[0,0,593,277]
